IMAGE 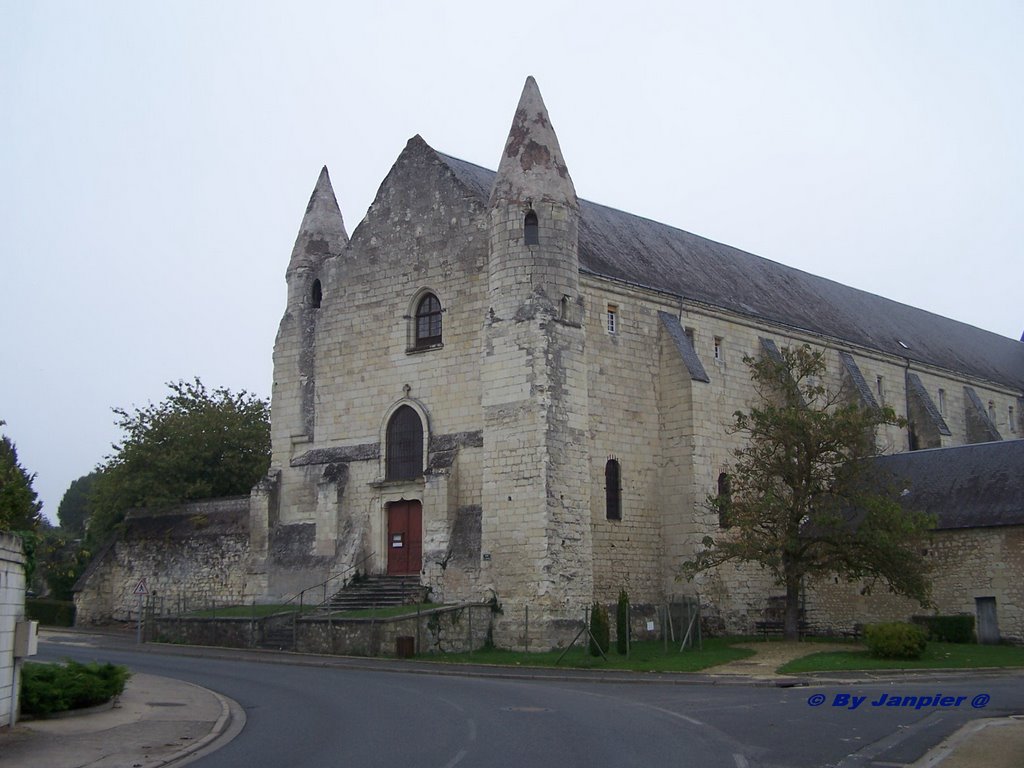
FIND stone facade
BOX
[247,76,1023,647]
[1,533,26,727]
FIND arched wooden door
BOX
[387,500,422,575]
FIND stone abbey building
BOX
[78,78,1024,646]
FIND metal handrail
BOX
[278,552,377,614]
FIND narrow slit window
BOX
[876,375,884,403]
[605,459,621,521]
[988,401,997,422]
[717,472,732,528]
[607,304,618,334]
[524,210,539,245]
[713,337,723,362]
[311,279,322,309]
[938,388,946,416]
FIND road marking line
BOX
[441,748,467,768]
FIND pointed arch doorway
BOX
[386,500,422,575]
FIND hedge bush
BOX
[864,622,928,660]
[911,615,975,644]
[20,661,131,717]
[26,599,76,627]
[589,602,610,657]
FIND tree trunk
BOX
[784,572,801,641]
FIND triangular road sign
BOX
[133,578,149,596]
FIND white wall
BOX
[0,533,26,728]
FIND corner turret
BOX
[286,166,347,308]
[487,77,580,321]
[481,77,592,647]
[489,76,577,209]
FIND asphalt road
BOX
[38,635,1024,768]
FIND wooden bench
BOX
[754,619,810,639]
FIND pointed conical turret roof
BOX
[289,166,348,270]
[489,76,577,209]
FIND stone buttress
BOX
[249,168,348,594]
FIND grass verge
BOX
[184,602,437,619]
[779,642,1024,674]
[323,603,437,619]
[184,604,317,618]
[431,638,755,672]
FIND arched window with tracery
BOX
[415,293,442,348]
[386,405,423,481]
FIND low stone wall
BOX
[74,498,252,624]
[153,615,262,648]
[154,604,494,656]
[1,534,26,728]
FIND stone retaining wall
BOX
[74,498,252,624]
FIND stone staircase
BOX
[320,575,427,614]
[259,620,296,650]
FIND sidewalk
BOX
[0,672,242,768]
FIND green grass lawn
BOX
[323,603,437,619]
[779,642,1024,673]
[184,602,436,619]
[430,638,755,673]
[184,604,315,618]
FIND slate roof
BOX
[437,151,1024,392]
[871,441,1024,530]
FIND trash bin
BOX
[396,636,416,658]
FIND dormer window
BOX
[415,293,442,348]
[524,210,539,246]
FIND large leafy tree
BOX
[87,379,270,545]
[0,419,44,533]
[681,345,933,640]
[57,471,100,535]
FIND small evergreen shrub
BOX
[616,590,630,654]
[864,622,927,660]
[21,661,131,717]
[589,602,610,657]
[911,615,975,644]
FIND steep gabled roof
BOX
[435,150,1024,391]
[873,441,1024,530]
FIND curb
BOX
[136,682,245,768]
[41,628,1024,689]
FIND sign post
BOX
[133,579,149,644]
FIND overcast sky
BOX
[2,1,1021,525]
